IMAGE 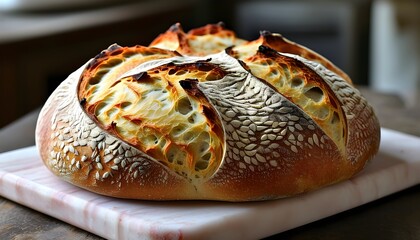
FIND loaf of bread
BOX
[35,23,380,201]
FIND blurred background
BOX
[0,0,419,129]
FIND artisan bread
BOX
[35,23,380,201]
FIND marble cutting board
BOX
[1,128,419,240]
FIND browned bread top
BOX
[35,23,380,201]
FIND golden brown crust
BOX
[150,22,246,56]
[35,23,380,201]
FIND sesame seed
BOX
[251,158,259,165]
[308,137,314,145]
[125,150,133,158]
[289,115,299,121]
[104,154,114,163]
[237,130,249,139]
[249,123,257,132]
[110,142,120,150]
[111,165,118,170]
[90,128,101,138]
[279,122,287,127]
[313,134,319,146]
[90,149,98,158]
[105,138,116,145]
[245,144,257,150]
[265,121,274,126]
[118,147,124,155]
[279,107,291,113]
[240,126,249,133]
[298,134,304,142]
[241,138,251,145]
[236,142,246,148]
[256,153,266,163]
[97,162,103,170]
[89,141,97,150]
[268,134,276,141]
[104,149,111,155]
[68,145,75,153]
[95,134,105,142]
[226,111,236,118]
[248,109,258,115]
[97,142,103,150]
[226,124,235,132]
[113,158,121,164]
[233,148,240,154]
[280,129,287,136]
[81,131,89,139]
[245,150,257,156]
[256,125,267,131]
[78,140,87,146]
[231,120,241,128]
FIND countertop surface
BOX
[1,87,419,239]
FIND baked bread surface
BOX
[36,23,380,201]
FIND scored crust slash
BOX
[35,22,380,201]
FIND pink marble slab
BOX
[1,128,419,239]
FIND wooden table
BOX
[1,88,419,239]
